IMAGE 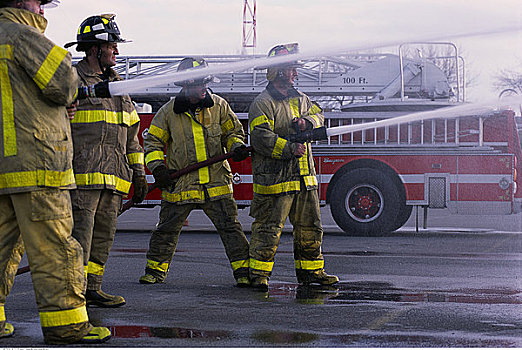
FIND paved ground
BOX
[1,205,521,347]
[116,204,522,233]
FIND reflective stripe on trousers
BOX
[0,190,91,343]
[145,196,249,281]
[249,186,324,277]
[70,189,121,291]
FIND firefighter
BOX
[0,0,110,344]
[64,14,147,307]
[247,43,339,292]
[139,57,251,287]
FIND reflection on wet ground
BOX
[107,280,521,346]
[107,325,518,347]
[267,281,522,305]
[109,325,231,340]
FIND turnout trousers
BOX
[144,196,249,282]
[249,187,325,279]
[70,189,121,291]
[0,189,91,344]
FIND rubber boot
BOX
[139,273,162,284]
[80,326,111,343]
[297,270,339,286]
[236,276,250,288]
[250,276,269,292]
[85,289,126,308]
[0,322,14,338]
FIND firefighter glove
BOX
[288,126,328,143]
[232,144,250,162]
[152,165,173,190]
[132,174,148,204]
[76,80,111,100]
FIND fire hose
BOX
[14,128,330,276]
[15,102,508,276]
[119,146,254,215]
[16,146,252,276]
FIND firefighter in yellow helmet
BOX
[139,57,250,287]
[247,43,339,291]
[64,14,147,307]
[0,0,110,344]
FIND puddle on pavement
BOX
[266,281,522,305]
[252,330,319,344]
[109,325,231,339]
[107,325,518,347]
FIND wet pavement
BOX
[2,206,522,347]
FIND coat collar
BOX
[173,89,214,114]
[266,82,300,101]
[76,58,118,81]
[0,7,47,34]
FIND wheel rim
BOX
[345,184,384,222]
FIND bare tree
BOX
[494,67,522,97]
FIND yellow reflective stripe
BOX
[207,184,233,198]
[162,189,204,202]
[190,115,209,184]
[34,45,68,90]
[303,175,318,187]
[40,306,88,328]
[127,152,144,165]
[145,151,165,165]
[299,146,308,175]
[309,104,321,115]
[148,124,169,143]
[0,169,74,189]
[249,258,274,273]
[289,98,300,119]
[74,172,131,193]
[71,110,138,126]
[0,46,15,157]
[0,305,5,322]
[162,184,232,202]
[295,259,324,270]
[83,265,88,279]
[123,109,140,126]
[272,137,287,159]
[231,259,249,271]
[250,115,274,132]
[146,259,169,273]
[87,261,104,276]
[226,137,243,152]
[0,45,13,60]
[253,181,300,195]
[221,119,234,133]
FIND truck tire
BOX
[329,168,402,236]
[391,205,413,232]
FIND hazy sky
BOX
[44,0,522,102]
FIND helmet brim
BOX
[41,0,59,8]
[174,76,220,87]
[64,39,131,49]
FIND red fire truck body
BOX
[117,43,522,235]
[133,105,522,236]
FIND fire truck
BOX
[116,43,522,236]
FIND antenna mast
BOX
[241,0,256,55]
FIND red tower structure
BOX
[241,0,256,55]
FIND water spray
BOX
[108,24,522,96]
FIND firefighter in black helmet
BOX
[247,43,339,292]
[139,57,251,287]
[65,14,147,308]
